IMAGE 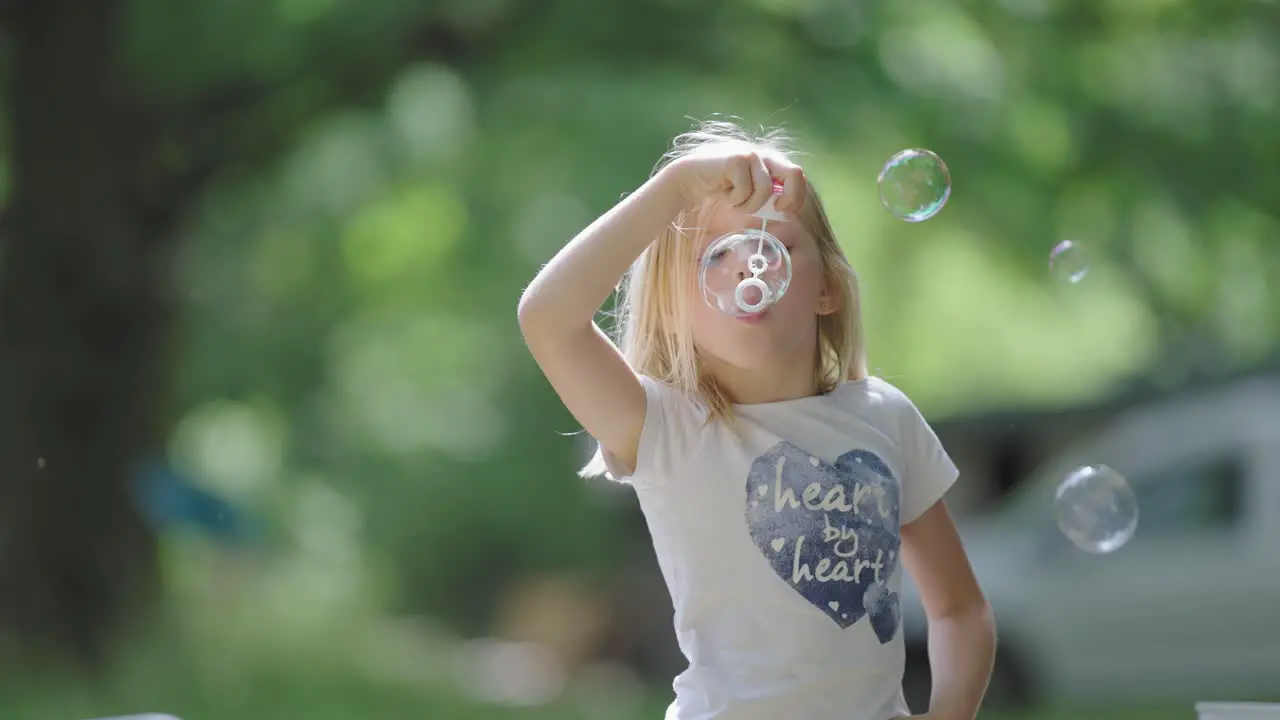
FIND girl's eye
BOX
[709,248,729,262]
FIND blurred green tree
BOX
[0,0,539,673]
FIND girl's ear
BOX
[817,276,841,316]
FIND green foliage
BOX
[3,0,1278,673]
[149,0,1280,632]
[0,649,661,720]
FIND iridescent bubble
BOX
[699,230,792,316]
[1054,465,1138,554]
[877,149,951,223]
[1049,240,1090,283]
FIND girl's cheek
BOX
[791,254,824,286]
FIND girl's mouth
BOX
[737,310,770,325]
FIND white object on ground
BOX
[1198,702,1280,720]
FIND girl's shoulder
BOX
[837,375,915,409]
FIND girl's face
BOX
[688,201,836,378]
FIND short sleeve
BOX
[601,375,702,486]
[895,391,959,525]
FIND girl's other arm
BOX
[901,500,996,720]
[516,167,686,474]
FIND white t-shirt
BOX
[606,376,959,720]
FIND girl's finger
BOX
[764,158,807,215]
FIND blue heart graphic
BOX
[744,441,902,640]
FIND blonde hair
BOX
[582,119,868,478]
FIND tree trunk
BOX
[0,0,177,673]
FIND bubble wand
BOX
[698,180,793,317]
[733,180,788,315]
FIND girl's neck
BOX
[707,355,821,407]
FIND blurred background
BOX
[0,0,1277,718]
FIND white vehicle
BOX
[901,374,1280,711]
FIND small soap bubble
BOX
[1049,240,1090,283]
[877,149,951,223]
[699,229,792,316]
[36,457,46,469]
[1054,465,1138,554]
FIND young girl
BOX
[517,120,995,720]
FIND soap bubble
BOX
[1054,465,1138,554]
[877,149,951,222]
[1049,240,1090,283]
[700,229,792,316]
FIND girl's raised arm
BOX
[518,166,684,473]
[518,150,781,473]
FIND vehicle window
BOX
[1128,453,1244,536]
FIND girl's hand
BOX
[662,144,807,216]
